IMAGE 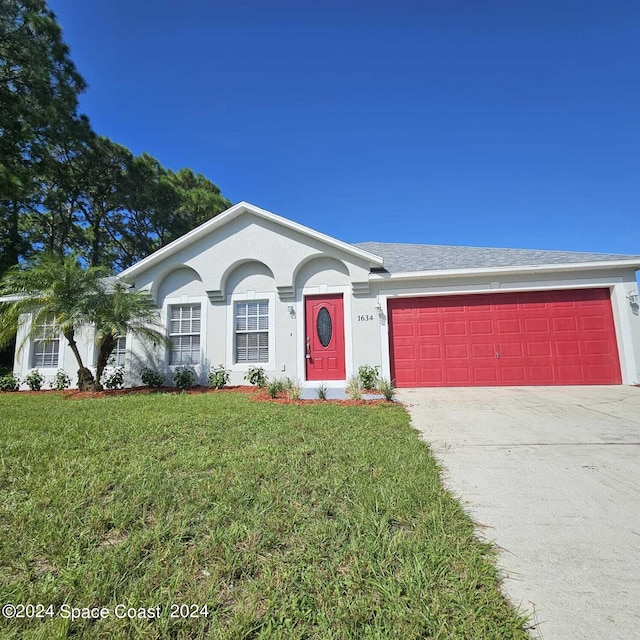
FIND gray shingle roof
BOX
[353,242,640,274]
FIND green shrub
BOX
[358,365,380,391]
[173,367,195,390]
[0,372,20,392]
[24,369,44,391]
[316,382,328,400]
[377,378,396,402]
[244,366,267,387]
[283,377,302,400]
[345,376,362,400]
[209,364,230,389]
[140,367,164,388]
[50,369,71,391]
[266,378,285,399]
[101,366,124,390]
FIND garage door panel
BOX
[527,341,552,357]
[418,321,441,336]
[419,345,442,360]
[446,368,472,383]
[443,321,467,335]
[420,368,444,384]
[500,367,526,382]
[556,341,580,356]
[394,345,417,360]
[498,342,524,358]
[389,289,621,387]
[473,367,499,382]
[552,317,578,332]
[581,316,606,331]
[471,343,495,358]
[529,365,555,382]
[470,320,493,334]
[392,323,416,337]
[583,340,614,356]
[557,365,584,382]
[524,317,550,333]
[496,319,521,333]
[445,344,468,359]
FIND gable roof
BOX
[355,242,640,276]
[119,201,384,279]
[116,200,639,282]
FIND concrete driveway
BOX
[397,386,640,640]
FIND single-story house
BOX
[12,201,640,388]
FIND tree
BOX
[86,280,167,391]
[0,253,104,389]
[0,254,167,391]
[0,0,87,274]
[107,154,231,271]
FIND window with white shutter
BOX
[32,316,60,368]
[169,304,201,365]
[235,301,269,363]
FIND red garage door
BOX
[389,289,621,387]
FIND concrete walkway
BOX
[397,386,640,640]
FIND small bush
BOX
[244,366,267,387]
[358,365,380,391]
[50,369,71,391]
[316,382,328,400]
[266,378,285,399]
[283,377,302,400]
[209,364,230,389]
[345,376,362,400]
[173,367,195,391]
[377,378,396,402]
[101,366,124,390]
[140,367,164,388]
[0,372,20,392]
[24,369,44,391]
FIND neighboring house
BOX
[12,202,640,388]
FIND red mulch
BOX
[24,385,390,405]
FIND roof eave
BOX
[119,201,384,280]
[369,259,640,281]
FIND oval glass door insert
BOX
[316,307,332,348]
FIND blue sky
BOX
[49,0,639,255]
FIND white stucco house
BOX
[12,202,640,389]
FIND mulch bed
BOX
[5,385,389,405]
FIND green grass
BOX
[0,393,528,639]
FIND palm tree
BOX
[0,254,167,391]
[88,280,167,390]
[0,254,105,390]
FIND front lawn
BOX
[0,392,528,639]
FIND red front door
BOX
[305,294,346,381]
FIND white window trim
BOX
[227,292,275,372]
[30,314,62,371]
[160,295,208,370]
[91,334,128,369]
[112,335,128,367]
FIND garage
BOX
[388,288,622,387]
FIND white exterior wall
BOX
[117,212,375,387]
[11,205,640,388]
[13,320,95,390]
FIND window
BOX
[169,304,201,365]
[32,316,59,368]
[112,336,127,367]
[235,301,268,363]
